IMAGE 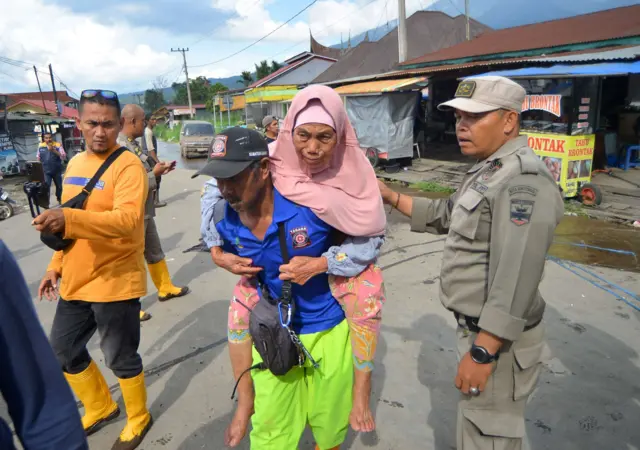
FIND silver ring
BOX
[469,386,480,396]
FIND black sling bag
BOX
[41,147,126,251]
[230,222,319,399]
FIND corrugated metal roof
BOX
[322,44,640,86]
[402,5,640,68]
[249,54,336,89]
[527,45,640,63]
[312,11,491,83]
[333,77,428,95]
[7,99,78,120]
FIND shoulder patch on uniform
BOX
[470,181,488,194]
[510,199,534,226]
[213,199,227,225]
[508,185,538,197]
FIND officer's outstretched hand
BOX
[32,209,65,234]
[279,256,328,285]
[455,352,493,395]
[210,247,262,277]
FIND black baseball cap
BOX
[191,127,269,179]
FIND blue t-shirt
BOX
[215,188,345,335]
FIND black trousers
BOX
[44,171,63,203]
[49,299,143,379]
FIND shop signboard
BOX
[0,133,20,176]
[522,132,596,197]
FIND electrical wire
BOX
[189,0,263,47]
[262,0,379,62]
[190,0,318,68]
[548,256,640,313]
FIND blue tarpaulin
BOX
[473,61,640,78]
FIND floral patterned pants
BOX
[228,264,385,372]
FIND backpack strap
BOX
[82,147,126,194]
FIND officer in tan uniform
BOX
[118,105,190,321]
[379,76,564,449]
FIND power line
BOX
[262,0,379,62]
[191,0,318,68]
[189,0,263,47]
[444,0,464,15]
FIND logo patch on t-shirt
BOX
[290,226,311,249]
[64,177,105,190]
[210,135,227,158]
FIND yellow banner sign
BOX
[522,132,595,197]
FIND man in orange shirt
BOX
[34,90,152,450]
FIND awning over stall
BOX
[334,77,428,95]
[473,61,640,79]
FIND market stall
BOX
[517,76,599,202]
[475,62,640,204]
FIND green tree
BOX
[143,89,166,114]
[270,60,282,73]
[205,83,229,112]
[172,76,211,105]
[237,71,253,87]
[254,60,271,81]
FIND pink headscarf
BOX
[270,85,386,237]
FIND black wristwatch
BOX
[470,344,498,364]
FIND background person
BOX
[262,115,279,143]
[34,89,153,450]
[119,104,190,308]
[37,132,67,204]
[142,114,166,207]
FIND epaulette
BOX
[516,149,539,175]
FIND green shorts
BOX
[250,319,353,450]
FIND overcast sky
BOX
[0,0,433,96]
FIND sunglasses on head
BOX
[81,89,119,101]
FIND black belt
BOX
[454,313,541,334]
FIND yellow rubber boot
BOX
[147,259,189,301]
[112,372,153,450]
[139,310,152,321]
[64,360,120,435]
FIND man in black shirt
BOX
[262,115,279,144]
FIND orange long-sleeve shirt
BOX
[46,146,148,302]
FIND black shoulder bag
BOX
[231,222,319,399]
[41,147,126,251]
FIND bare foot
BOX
[225,405,252,447]
[350,370,375,432]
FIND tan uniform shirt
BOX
[411,136,564,341]
[117,134,156,219]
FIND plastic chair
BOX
[622,145,640,171]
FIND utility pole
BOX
[397,0,408,63]
[172,48,194,119]
[465,0,470,40]
[48,64,60,116]
[33,66,48,113]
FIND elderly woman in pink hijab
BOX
[203,85,386,443]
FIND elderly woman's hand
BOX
[279,256,328,285]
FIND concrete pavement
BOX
[1,167,640,450]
